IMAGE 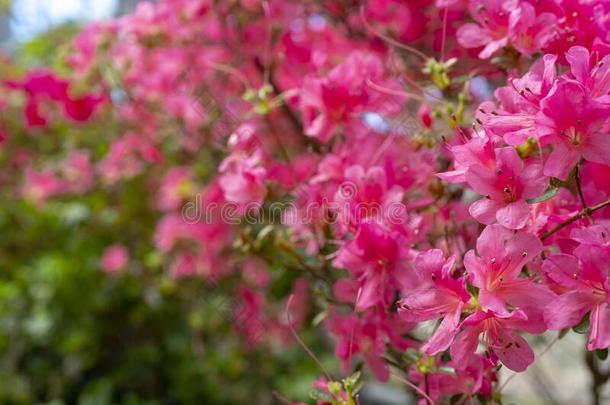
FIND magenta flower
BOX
[457,0,556,59]
[565,46,610,101]
[100,244,129,274]
[333,222,413,310]
[333,164,405,232]
[218,150,267,212]
[544,226,610,350]
[466,147,547,229]
[399,249,471,355]
[456,0,512,59]
[535,80,610,180]
[156,167,194,211]
[299,52,383,142]
[5,70,104,127]
[464,225,554,329]
[326,311,390,381]
[438,135,497,184]
[21,168,65,206]
[451,309,534,372]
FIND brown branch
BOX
[541,199,610,240]
[585,350,610,405]
[574,165,592,222]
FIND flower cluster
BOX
[3,0,610,403]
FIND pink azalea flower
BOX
[97,133,163,183]
[535,80,610,180]
[476,54,556,145]
[61,151,94,194]
[452,354,498,399]
[333,165,405,232]
[299,51,384,142]
[399,249,471,355]
[100,244,129,274]
[464,225,554,329]
[466,147,547,229]
[218,150,267,212]
[326,310,390,381]
[5,70,104,127]
[156,167,194,211]
[333,222,414,310]
[565,46,610,102]
[407,353,498,403]
[456,0,513,59]
[408,361,460,404]
[21,168,65,206]
[543,0,610,57]
[438,135,497,184]
[507,2,557,57]
[457,0,556,59]
[544,227,610,350]
[451,309,535,372]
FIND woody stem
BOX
[574,164,592,222]
[585,350,610,405]
[541,198,610,240]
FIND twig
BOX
[391,371,436,405]
[585,350,610,405]
[285,295,332,380]
[541,199,610,240]
[359,6,428,62]
[574,165,592,222]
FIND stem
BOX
[574,165,592,222]
[285,295,332,380]
[440,5,449,62]
[365,77,423,100]
[585,350,610,405]
[359,6,428,61]
[541,198,610,241]
[391,371,436,405]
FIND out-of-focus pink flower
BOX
[299,51,385,142]
[457,0,557,59]
[218,149,267,212]
[326,310,390,381]
[62,151,94,193]
[98,133,163,183]
[5,70,104,128]
[21,168,65,206]
[100,244,129,274]
[333,222,414,310]
[157,167,194,211]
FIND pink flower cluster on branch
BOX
[3,0,610,403]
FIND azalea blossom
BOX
[544,225,610,350]
[399,249,471,355]
[465,147,547,229]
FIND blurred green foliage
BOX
[0,21,331,405]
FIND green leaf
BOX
[573,313,590,334]
[527,187,557,204]
[327,381,342,396]
[309,389,333,402]
[596,348,609,360]
[342,371,360,390]
[311,311,327,327]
